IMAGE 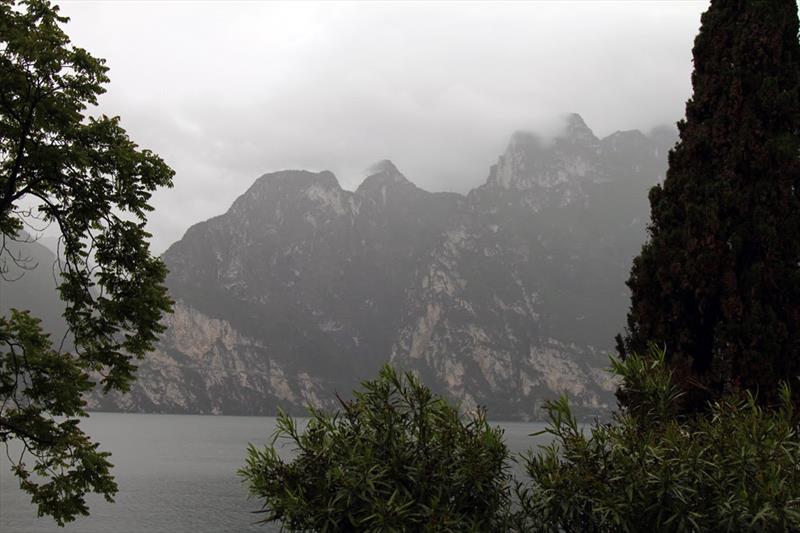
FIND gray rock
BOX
[88,115,676,420]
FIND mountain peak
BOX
[224,169,345,221]
[356,160,417,202]
[506,114,597,148]
[559,113,597,143]
[253,169,340,189]
[367,159,401,177]
[483,114,604,193]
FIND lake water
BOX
[0,413,551,533]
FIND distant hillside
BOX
[0,234,68,345]
[89,114,676,420]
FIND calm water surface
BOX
[0,413,550,533]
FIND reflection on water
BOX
[0,413,553,533]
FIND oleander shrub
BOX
[514,347,800,533]
[239,365,512,532]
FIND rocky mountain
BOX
[89,114,675,420]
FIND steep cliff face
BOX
[388,116,672,419]
[90,300,330,414]
[89,115,675,419]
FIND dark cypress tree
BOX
[618,0,800,410]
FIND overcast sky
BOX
[57,1,708,254]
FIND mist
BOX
[57,1,707,253]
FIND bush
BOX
[240,354,800,532]
[514,347,800,532]
[239,365,512,532]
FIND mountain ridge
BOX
[78,115,676,419]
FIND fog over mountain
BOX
[80,115,676,420]
[52,1,707,254]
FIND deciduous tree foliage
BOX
[618,0,800,410]
[0,0,173,524]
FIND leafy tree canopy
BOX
[0,0,173,524]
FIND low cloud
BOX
[57,1,707,253]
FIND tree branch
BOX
[0,91,38,216]
[0,417,55,446]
